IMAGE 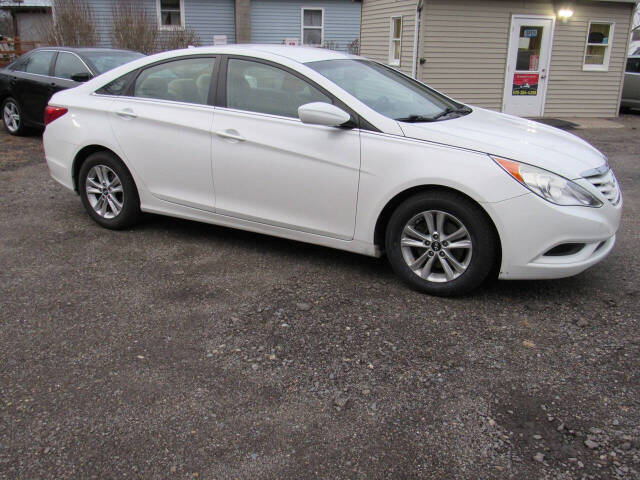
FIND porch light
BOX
[558,8,574,20]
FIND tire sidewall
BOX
[78,152,140,230]
[385,192,497,296]
[2,97,25,136]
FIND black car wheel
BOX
[385,191,498,296]
[2,97,27,136]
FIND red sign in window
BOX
[512,73,539,96]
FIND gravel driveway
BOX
[1,115,638,479]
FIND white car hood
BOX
[398,107,606,179]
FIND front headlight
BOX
[492,156,602,207]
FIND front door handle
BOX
[116,108,137,119]
[214,129,245,142]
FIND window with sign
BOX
[302,8,323,46]
[389,17,402,66]
[516,26,542,71]
[583,22,614,71]
[157,0,184,29]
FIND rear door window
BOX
[24,51,56,76]
[133,57,215,105]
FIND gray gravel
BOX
[1,115,639,479]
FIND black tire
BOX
[2,97,28,136]
[78,151,141,230]
[385,190,498,296]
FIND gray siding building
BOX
[87,0,361,52]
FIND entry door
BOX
[503,16,554,117]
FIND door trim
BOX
[501,14,556,117]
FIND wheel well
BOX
[72,145,120,191]
[373,185,502,274]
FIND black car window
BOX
[8,56,28,72]
[81,50,144,74]
[226,58,331,118]
[54,52,90,80]
[133,57,215,105]
[24,51,56,76]
[95,70,138,96]
[626,58,640,74]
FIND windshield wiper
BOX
[394,114,439,123]
[395,105,466,123]
[453,105,472,114]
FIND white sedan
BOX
[43,45,622,295]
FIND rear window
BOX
[82,50,144,74]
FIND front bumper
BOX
[486,192,622,280]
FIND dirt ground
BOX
[0,114,638,479]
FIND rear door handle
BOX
[116,108,137,119]
[214,129,245,142]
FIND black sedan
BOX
[1,47,144,135]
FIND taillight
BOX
[44,106,68,126]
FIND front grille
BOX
[584,169,621,206]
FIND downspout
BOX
[411,0,424,78]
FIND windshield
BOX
[307,59,466,122]
[81,50,145,74]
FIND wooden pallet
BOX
[0,37,43,67]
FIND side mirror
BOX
[298,102,352,127]
[71,72,92,83]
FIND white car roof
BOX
[174,44,356,64]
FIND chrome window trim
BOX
[14,49,93,81]
[91,93,215,110]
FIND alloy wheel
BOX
[85,165,124,219]
[400,210,473,282]
[3,102,20,133]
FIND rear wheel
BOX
[79,151,141,229]
[385,191,498,296]
[2,97,27,136]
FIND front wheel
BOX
[385,191,498,296]
[78,151,141,230]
